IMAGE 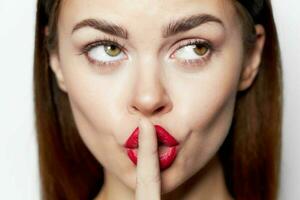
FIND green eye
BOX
[104,45,121,57]
[193,44,209,56]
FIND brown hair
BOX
[33,0,282,199]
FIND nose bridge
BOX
[128,57,172,117]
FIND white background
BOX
[0,0,299,199]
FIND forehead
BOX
[58,0,238,34]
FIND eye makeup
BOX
[169,38,216,68]
[78,36,128,69]
[77,35,218,71]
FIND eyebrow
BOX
[162,14,224,38]
[72,18,129,39]
[71,14,224,39]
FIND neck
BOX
[95,156,233,200]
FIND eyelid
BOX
[85,53,126,67]
[169,38,214,58]
[79,36,127,55]
[78,36,129,70]
[79,36,215,70]
[168,38,216,69]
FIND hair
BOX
[33,0,282,199]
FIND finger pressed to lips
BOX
[135,117,161,200]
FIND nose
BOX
[128,71,172,118]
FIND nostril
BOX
[132,106,138,111]
[154,106,164,114]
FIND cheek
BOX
[159,74,238,181]
[57,50,133,168]
[58,43,130,136]
[61,69,139,188]
[64,76,119,164]
[57,43,150,188]
[176,83,236,173]
[169,53,242,133]
[161,48,243,191]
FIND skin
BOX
[49,0,265,199]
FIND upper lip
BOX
[124,125,179,149]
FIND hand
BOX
[135,117,161,200]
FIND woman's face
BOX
[50,0,260,194]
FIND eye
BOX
[193,44,209,56]
[170,40,214,66]
[80,39,127,67]
[88,44,125,62]
[174,42,210,60]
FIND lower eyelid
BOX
[85,53,128,68]
[175,51,212,66]
[178,58,207,66]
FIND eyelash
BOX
[170,39,215,67]
[79,37,215,69]
[80,37,126,54]
[79,37,127,68]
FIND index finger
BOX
[135,117,161,200]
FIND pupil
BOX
[194,45,207,55]
[105,45,120,56]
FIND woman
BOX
[33,0,282,199]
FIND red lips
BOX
[124,125,179,170]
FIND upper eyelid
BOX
[175,39,212,50]
[169,39,213,57]
[80,38,127,55]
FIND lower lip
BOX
[126,146,178,171]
